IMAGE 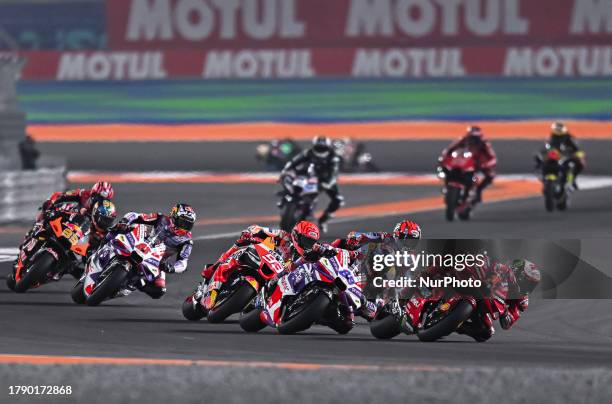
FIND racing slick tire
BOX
[5,272,16,291]
[13,252,56,293]
[70,280,86,304]
[207,282,256,324]
[544,181,555,212]
[85,266,129,306]
[278,293,331,335]
[445,186,461,221]
[370,314,401,339]
[417,300,474,342]
[280,203,298,232]
[239,308,267,333]
[182,295,208,321]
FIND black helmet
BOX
[312,135,332,158]
[91,200,117,231]
[170,203,196,233]
[510,259,541,294]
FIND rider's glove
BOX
[518,296,529,312]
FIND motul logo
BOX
[57,52,167,80]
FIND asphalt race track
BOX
[1,142,612,403]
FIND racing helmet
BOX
[312,135,332,158]
[170,203,196,234]
[91,200,117,232]
[291,220,320,256]
[91,181,114,201]
[393,220,422,240]
[510,259,541,294]
[551,121,568,136]
[466,126,484,145]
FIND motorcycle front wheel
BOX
[239,308,267,333]
[85,266,129,306]
[417,300,474,342]
[182,295,208,321]
[370,314,402,339]
[71,280,86,304]
[278,293,331,335]
[13,252,56,293]
[445,186,461,221]
[207,282,257,323]
[544,180,556,212]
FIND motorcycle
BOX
[255,139,302,171]
[71,223,166,306]
[437,148,481,221]
[539,144,575,212]
[333,138,379,173]
[278,165,319,232]
[182,237,286,323]
[239,249,363,335]
[8,210,89,293]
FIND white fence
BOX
[0,167,66,223]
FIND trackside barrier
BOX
[0,167,66,223]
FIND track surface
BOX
[1,142,611,403]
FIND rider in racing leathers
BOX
[441,126,497,204]
[535,121,586,189]
[330,220,423,320]
[40,181,115,219]
[281,136,343,232]
[111,203,196,299]
[199,225,292,309]
[419,257,541,341]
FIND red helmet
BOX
[291,220,320,256]
[91,181,114,200]
[393,220,421,240]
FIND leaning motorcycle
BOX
[240,249,363,335]
[437,149,480,221]
[72,223,166,306]
[278,166,319,232]
[182,237,286,323]
[8,211,89,293]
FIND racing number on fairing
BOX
[61,227,79,245]
[261,252,284,274]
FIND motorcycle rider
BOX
[455,258,541,342]
[199,224,292,309]
[40,181,115,219]
[7,199,119,290]
[281,136,343,232]
[441,126,497,204]
[111,203,196,299]
[536,121,585,189]
[331,220,422,251]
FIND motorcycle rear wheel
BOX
[13,252,56,293]
[207,282,256,323]
[278,293,331,335]
[417,300,474,342]
[86,266,129,306]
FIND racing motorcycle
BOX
[239,249,363,335]
[182,237,286,323]
[278,165,319,232]
[333,138,379,173]
[7,210,89,293]
[255,139,302,171]
[71,223,166,306]
[437,148,481,221]
[538,144,574,212]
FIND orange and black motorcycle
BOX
[6,210,90,293]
